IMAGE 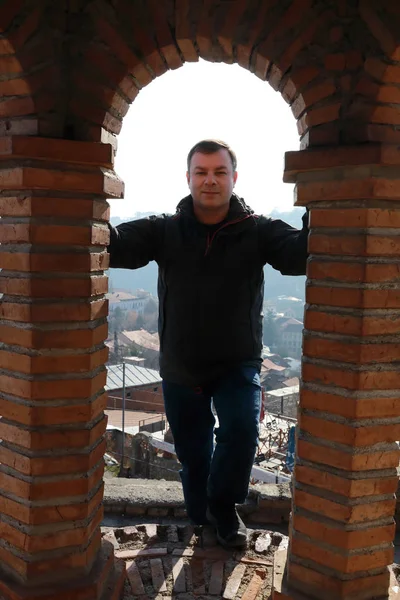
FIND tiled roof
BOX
[106,363,162,391]
[262,358,286,372]
[121,329,160,351]
[283,377,299,387]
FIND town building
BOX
[106,363,163,413]
[107,290,151,314]
[276,317,303,358]
[118,329,160,369]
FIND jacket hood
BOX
[175,193,254,221]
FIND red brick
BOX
[93,16,153,87]
[303,336,400,365]
[0,251,109,273]
[297,103,340,136]
[146,0,183,69]
[281,77,298,104]
[0,484,104,528]
[307,259,400,284]
[295,178,400,205]
[302,359,400,390]
[297,437,400,471]
[0,136,114,167]
[292,513,395,551]
[308,232,400,257]
[300,121,340,147]
[0,298,108,323]
[0,529,101,581]
[0,439,106,477]
[253,52,270,80]
[0,223,109,245]
[0,369,106,401]
[300,387,400,420]
[0,54,23,75]
[0,197,110,220]
[370,105,400,126]
[0,0,25,34]
[298,412,400,446]
[291,533,393,574]
[293,488,396,523]
[0,541,119,600]
[0,275,108,298]
[68,98,123,135]
[324,53,346,71]
[0,416,107,451]
[0,347,108,375]
[306,285,400,310]
[0,6,42,55]
[0,393,107,427]
[279,10,333,74]
[295,463,398,498]
[359,2,399,60]
[288,562,390,600]
[0,322,108,350]
[215,1,250,61]
[304,308,400,337]
[0,95,35,118]
[310,207,400,229]
[0,504,103,553]
[0,164,124,197]
[290,65,320,89]
[286,144,400,177]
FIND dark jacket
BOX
[108,194,309,386]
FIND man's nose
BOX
[204,171,216,184]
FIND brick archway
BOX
[0,2,400,600]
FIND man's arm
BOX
[258,211,309,275]
[107,215,165,269]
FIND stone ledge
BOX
[104,478,292,525]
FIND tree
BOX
[144,297,158,315]
[136,314,145,329]
[263,309,279,348]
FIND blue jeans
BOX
[162,365,261,524]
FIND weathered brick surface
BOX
[284,146,400,598]
[0,138,121,596]
[1,3,400,600]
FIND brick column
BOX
[0,137,125,599]
[273,145,400,600]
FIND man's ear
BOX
[186,171,190,185]
[233,171,238,186]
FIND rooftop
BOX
[106,363,162,391]
[121,329,160,351]
[261,358,286,372]
[265,385,299,398]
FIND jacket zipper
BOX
[204,215,252,256]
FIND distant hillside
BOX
[108,208,307,299]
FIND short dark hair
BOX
[187,139,237,172]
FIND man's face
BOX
[186,149,238,212]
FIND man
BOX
[108,139,308,548]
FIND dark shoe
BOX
[206,502,248,549]
[190,516,210,527]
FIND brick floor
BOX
[107,523,282,599]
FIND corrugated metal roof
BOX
[106,363,162,391]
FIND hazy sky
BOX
[110,59,299,220]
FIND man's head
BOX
[186,140,238,222]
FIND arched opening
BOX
[0,3,400,599]
[105,58,306,483]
